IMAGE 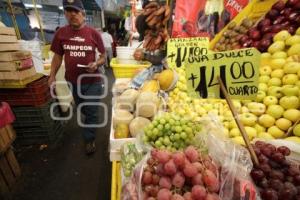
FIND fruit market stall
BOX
[110,0,300,199]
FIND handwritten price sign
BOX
[186,48,261,100]
[167,37,209,68]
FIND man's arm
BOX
[48,53,63,86]
[86,52,106,73]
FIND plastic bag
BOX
[204,114,260,200]
[121,142,143,178]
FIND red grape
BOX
[183,192,192,200]
[156,164,165,176]
[259,178,269,189]
[159,176,172,189]
[157,188,172,200]
[270,170,284,181]
[204,161,218,176]
[185,146,199,163]
[172,172,185,188]
[250,169,265,182]
[294,175,300,185]
[171,194,185,200]
[145,185,154,194]
[143,171,153,185]
[205,193,220,200]
[192,173,204,186]
[261,188,278,200]
[147,157,156,166]
[259,155,269,163]
[261,147,272,157]
[284,182,298,196]
[288,165,300,176]
[157,150,171,164]
[193,162,204,173]
[271,152,285,163]
[151,149,159,158]
[164,159,177,176]
[172,152,186,168]
[279,188,295,200]
[259,163,272,174]
[147,197,156,200]
[269,160,281,169]
[203,169,220,193]
[277,146,291,156]
[152,174,160,185]
[268,179,284,191]
[255,141,266,148]
[183,163,198,178]
[192,185,207,200]
[151,185,159,197]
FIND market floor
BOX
[9,68,115,200]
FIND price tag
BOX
[186,48,261,100]
[167,37,209,68]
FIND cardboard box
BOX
[0,148,21,196]
[0,58,34,72]
[0,67,36,80]
[0,51,32,62]
[0,43,21,52]
[0,125,16,154]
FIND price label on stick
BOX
[167,37,209,68]
[186,48,261,100]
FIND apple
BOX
[241,100,252,106]
[256,91,266,103]
[268,77,282,87]
[229,127,241,137]
[268,126,285,138]
[267,86,283,98]
[259,114,276,128]
[271,69,285,79]
[254,123,266,133]
[259,75,271,84]
[282,74,299,85]
[283,109,300,122]
[223,121,230,128]
[273,30,291,41]
[232,100,242,112]
[245,126,257,140]
[293,124,300,137]
[266,104,285,119]
[272,51,288,59]
[241,106,249,113]
[270,58,286,70]
[259,83,268,92]
[283,62,300,74]
[247,102,266,116]
[240,113,257,126]
[232,136,245,146]
[229,120,238,129]
[263,96,278,106]
[268,41,285,54]
[279,96,299,109]
[258,132,275,140]
[276,118,292,131]
[259,66,272,75]
[281,85,299,96]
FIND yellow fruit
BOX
[284,62,300,74]
[273,30,291,42]
[272,51,287,59]
[268,126,285,138]
[261,52,272,59]
[158,69,178,91]
[285,35,300,46]
[245,126,257,140]
[285,136,300,144]
[258,132,275,140]
[114,123,130,139]
[141,80,160,93]
[229,128,241,137]
[268,41,285,54]
[288,44,300,56]
[297,27,300,35]
[287,55,300,63]
[232,136,245,146]
[270,58,286,70]
[283,109,300,122]
[275,118,292,131]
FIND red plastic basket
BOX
[0,76,52,107]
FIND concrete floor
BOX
[9,69,115,200]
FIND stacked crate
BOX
[0,27,42,88]
[0,102,21,197]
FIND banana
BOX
[145,2,159,9]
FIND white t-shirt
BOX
[101,32,113,48]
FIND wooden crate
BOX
[0,67,36,81]
[0,58,33,72]
[0,43,21,52]
[0,125,16,154]
[0,148,21,196]
[0,51,32,62]
[0,27,16,36]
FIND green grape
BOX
[188,122,194,127]
[180,132,187,140]
[152,120,159,127]
[157,124,164,131]
[143,135,149,143]
[169,119,175,125]
[125,170,131,177]
[180,118,188,125]
[148,124,154,130]
[158,130,164,137]
[172,126,177,132]
[170,135,175,142]
[160,145,166,150]
[155,140,162,148]
[163,136,171,146]
[174,133,180,141]
[166,146,172,152]
[164,123,171,130]
[185,127,193,134]
[153,128,159,137]
[171,147,177,152]
[160,118,166,125]
[173,142,179,149]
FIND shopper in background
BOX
[101,27,114,67]
[48,0,106,155]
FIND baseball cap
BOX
[63,0,84,11]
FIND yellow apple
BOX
[245,126,257,140]
[259,66,272,76]
[279,96,299,109]
[241,106,249,113]
[231,136,245,146]
[263,96,278,106]
[254,124,266,133]
[256,91,266,102]
[223,121,230,128]
[267,86,283,98]
[275,118,292,131]
[232,100,242,111]
[259,114,276,128]
[259,75,271,83]
[282,74,299,85]
[229,120,238,129]
[271,69,285,79]
[229,127,241,137]
[268,126,285,138]
[259,83,269,92]
[223,128,230,138]
[293,124,300,137]
[240,113,257,126]
[266,105,285,119]
[283,109,300,122]
[258,132,275,140]
[247,102,266,116]
[268,77,282,87]
[281,85,299,96]
[283,62,300,74]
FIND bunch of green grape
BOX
[143,113,202,151]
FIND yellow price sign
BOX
[186,48,261,100]
[167,37,209,68]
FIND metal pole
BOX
[32,0,46,44]
[6,0,21,39]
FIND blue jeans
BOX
[71,82,103,142]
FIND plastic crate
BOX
[0,76,51,106]
[13,120,64,145]
[110,58,151,78]
[0,73,43,88]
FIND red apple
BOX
[266,9,280,20]
[287,0,299,7]
[258,39,272,52]
[281,8,293,18]
[273,16,285,25]
[281,21,291,29]
[248,28,261,40]
[261,25,272,34]
[272,0,286,10]
[263,33,275,41]
[288,12,299,21]
[271,24,282,33]
[258,18,272,29]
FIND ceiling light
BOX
[59,6,63,10]
[24,3,43,8]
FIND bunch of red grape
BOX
[251,141,300,200]
[141,146,220,200]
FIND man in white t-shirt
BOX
[100,27,113,66]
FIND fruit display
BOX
[121,143,143,177]
[251,141,300,200]
[141,147,220,200]
[143,113,202,151]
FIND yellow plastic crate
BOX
[110,58,151,78]
[111,161,121,200]
[210,0,283,50]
